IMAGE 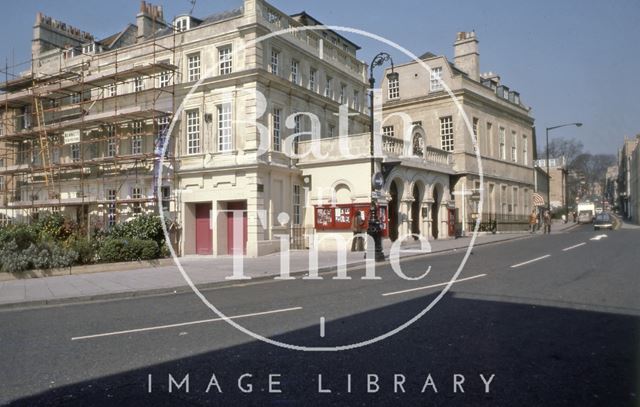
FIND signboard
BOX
[314,203,389,237]
[469,191,481,201]
[63,130,81,144]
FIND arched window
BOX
[334,183,351,204]
[412,133,424,157]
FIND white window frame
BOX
[270,49,280,75]
[186,109,201,155]
[511,130,518,163]
[290,59,299,85]
[175,17,190,32]
[523,135,528,165]
[309,68,317,92]
[353,90,360,111]
[430,67,443,91]
[106,125,117,157]
[187,53,201,82]
[440,116,454,152]
[131,186,143,214]
[324,76,333,99]
[133,76,144,92]
[131,133,142,154]
[339,83,347,104]
[217,103,232,152]
[272,108,281,152]
[388,76,400,99]
[107,83,117,97]
[218,45,233,75]
[158,60,171,88]
[157,116,170,156]
[107,189,117,228]
[382,125,395,138]
[293,184,301,225]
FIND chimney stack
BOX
[137,1,166,42]
[454,31,479,81]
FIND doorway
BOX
[226,201,247,255]
[411,184,420,238]
[431,186,440,239]
[389,182,399,241]
[195,203,213,255]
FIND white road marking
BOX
[590,234,608,241]
[381,274,487,297]
[320,317,325,338]
[562,242,586,251]
[510,254,551,268]
[71,307,303,341]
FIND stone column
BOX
[399,199,413,238]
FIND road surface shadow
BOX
[7,293,639,406]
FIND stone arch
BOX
[386,177,404,242]
[333,183,352,204]
[330,179,355,204]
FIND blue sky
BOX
[1,0,638,155]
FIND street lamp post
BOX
[545,122,582,216]
[368,52,397,262]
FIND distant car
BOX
[578,210,594,224]
[593,213,613,231]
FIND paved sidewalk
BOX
[0,221,577,308]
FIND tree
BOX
[537,137,584,165]
[569,153,616,200]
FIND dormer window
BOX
[63,48,77,60]
[82,42,99,54]
[174,16,190,32]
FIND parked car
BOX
[593,213,614,231]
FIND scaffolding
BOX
[0,26,180,238]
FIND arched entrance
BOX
[389,181,399,241]
[411,184,420,238]
[431,185,441,239]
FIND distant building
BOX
[605,165,618,208]
[534,157,567,211]
[618,136,640,222]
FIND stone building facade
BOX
[618,135,640,223]
[380,32,536,233]
[1,4,538,256]
[534,157,567,211]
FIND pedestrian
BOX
[543,210,552,234]
[528,209,537,233]
[572,211,577,223]
[561,213,567,224]
[351,210,366,251]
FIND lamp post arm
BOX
[369,52,394,80]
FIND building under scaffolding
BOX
[0,3,179,238]
[0,0,375,257]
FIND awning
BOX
[532,193,545,206]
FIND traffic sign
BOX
[372,172,384,190]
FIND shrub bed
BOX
[0,212,168,273]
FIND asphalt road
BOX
[0,224,638,406]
